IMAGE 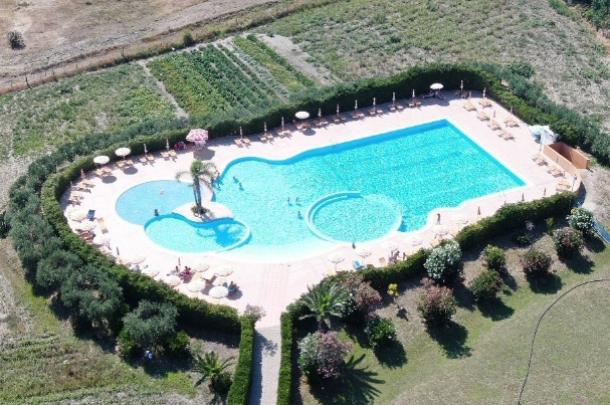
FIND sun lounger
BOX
[160,151,170,159]
[378,257,386,267]
[96,218,109,234]
[332,115,345,124]
[488,120,501,131]
[81,181,95,188]
[168,150,177,158]
[352,260,365,271]
[124,158,134,166]
[548,167,564,177]
[479,99,492,108]
[116,160,126,169]
[477,111,490,121]
[500,129,514,140]
[242,137,251,146]
[504,117,519,127]
[368,107,377,116]
[532,154,547,165]
[146,154,155,162]
[463,100,477,111]
[315,118,329,127]
[138,156,148,164]
[67,198,81,206]
[351,111,365,119]
[87,210,96,221]
[234,138,244,147]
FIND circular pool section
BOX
[116,180,195,225]
[145,213,250,253]
[307,192,403,243]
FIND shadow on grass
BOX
[585,235,606,253]
[310,354,383,405]
[527,273,563,294]
[562,252,595,274]
[427,321,471,359]
[453,282,475,311]
[374,339,407,369]
[477,297,514,321]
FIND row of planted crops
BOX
[148,34,315,119]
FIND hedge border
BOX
[227,317,256,405]
[275,192,576,405]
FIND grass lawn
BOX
[294,227,610,404]
[0,239,238,405]
[0,64,176,160]
[262,0,610,130]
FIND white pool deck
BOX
[62,95,576,328]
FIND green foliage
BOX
[522,248,553,277]
[277,312,294,405]
[470,271,502,302]
[482,245,506,272]
[120,300,178,351]
[512,233,532,246]
[164,330,190,358]
[298,331,351,380]
[365,316,397,349]
[417,279,456,326]
[182,31,195,47]
[568,207,595,236]
[299,281,350,330]
[553,227,584,258]
[193,351,234,394]
[36,250,82,291]
[424,241,463,284]
[60,264,125,333]
[0,211,9,238]
[227,317,256,405]
[549,0,574,17]
[546,217,556,233]
[337,273,382,321]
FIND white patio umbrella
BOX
[143,267,160,277]
[76,221,96,232]
[452,214,468,225]
[115,147,131,159]
[165,275,181,287]
[68,209,88,222]
[357,248,372,263]
[93,155,110,165]
[411,237,423,247]
[187,280,207,293]
[209,285,229,299]
[385,241,399,254]
[430,83,444,91]
[295,111,310,120]
[328,253,345,270]
[192,262,210,273]
[124,255,146,266]
[92,234,110,246]
[215,267,234,277]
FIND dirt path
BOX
[138,61,189,120]
[259,34,338,86]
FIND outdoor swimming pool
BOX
[116,120,524,257]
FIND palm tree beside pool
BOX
[176,159,217,216]
[300,282,350,331]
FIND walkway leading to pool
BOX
[62,93,576,329]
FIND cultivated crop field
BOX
[149,35,315,118]
[262,0,610,129]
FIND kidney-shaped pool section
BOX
[115,120,525,258]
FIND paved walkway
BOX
[249,324,281,405]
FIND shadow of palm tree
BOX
[427,321,471,359]
[374,339,407,368]
[477,297,514,321]
[311,354,383,405]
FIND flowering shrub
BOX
[298,331,351,380]
[424,241,463,283]
[553,227,584,258]
[365,316,396,349]
[568,208,595,236]
[483,245,506,272]
[416,279,456,325]
[469,271,502,301]
[339,273,382,318]
[521,248,552,277]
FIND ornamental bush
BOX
[120,300,178,354]
[568,208,595,237]
[339,273,382,321]
[365,316,396,349]
[469,271,502,301]
[36,250,82,291]
[416,279,456,325]
[521,248,553,277]
[482,245,506,272]
[553,227,584,258]
[298,331,351,380]
[7,31,25,49]
[424,241,463,284]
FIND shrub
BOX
[277,313,294,405]
[424,241,463,283]
[120,300,178,353]
[299,281,350,330]
[339,273,382,320]
[36,250,82,291]
[227,317,256,405]
[365,316,396,349]
[482,245,506,272]
[212,371,233,396]
[7,31,25,49]
[512,233,531,246]
[545,217,556,233]
[553,227,584,258]
[469,271,502,301]
[568,208,595,236]
[60,264,125,333]
[298,331,351,380]
[165,330,190,358]
[0,211,9,238]
[183,31,195,47]
[521,248,553,277]
[194,351,234,395]
[416,279,456,325]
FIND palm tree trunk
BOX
[193,178,202,214]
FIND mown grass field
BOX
[148,35,315,119]
[294,229,610,405]
[0,239,238,405]
[0,64,175,160]
[262,0,610,129]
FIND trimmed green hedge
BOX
[276,312,294,405]
[275,192,576,404]
[227,317,256,405]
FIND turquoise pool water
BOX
[116,120,524,256]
